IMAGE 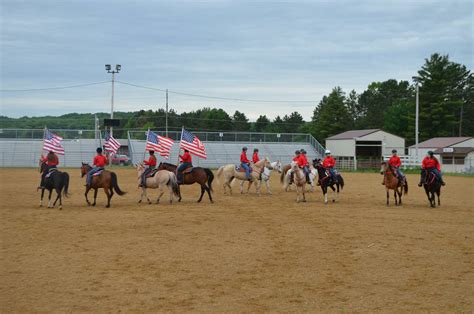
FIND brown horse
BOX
[380,162,408,206]
[80,163,126,207]
[157,162,214,203]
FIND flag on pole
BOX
[104,131,121,154]
[42,128,65,155]
[145,131,174,158]
[180,128,207,159]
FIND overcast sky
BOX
[1,0,472,120]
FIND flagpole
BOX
[143,128,149,162]
[177,126,184,166]
[39,126,46,162]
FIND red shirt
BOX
[42,154,59,166]
[144,155,157,167]
[180,152,192,163]
[322,156,336,168]
[297,154,309,167]
[388,155,401,168]
[93,154,108,167]
[292,155,300,162]
[422,156,441,171]
[252,152,260,163]
[240,152,249,163]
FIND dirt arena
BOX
[1,168,473,312]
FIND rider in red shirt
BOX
[252,149,260,163]
[384,149,405,185]
[419,151,445,186]
[322,150,338,183]
[298,149,310,182]
[87,147,108,187]
[39,151,59,189]
[240,147,251,179]
[177,149,193,184]
[140,150,157,187]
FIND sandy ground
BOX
[0,168,473,312]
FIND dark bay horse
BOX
[420,169,441,207]
[313,159,344,204]
[80,163,126,207]
[157,162,214,203]
[380,162,408,206]
[39,161,70,209]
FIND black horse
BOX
[420,169,441,207]
[157,162,214,203]
[39,161,70,209]
[313,159,344,204]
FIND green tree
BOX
[232,110,250,131]
[282,111,304,132]
[254,115,270,132]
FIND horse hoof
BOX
[332,200,335,203]
[59,206,62,210]
[92,203,96,207]
[138,200,142,203]
[106,205,110,208]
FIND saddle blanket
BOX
[235,165,251,173]
[145,169,159,178]
[92,170,104,176]
[45,169,57,178]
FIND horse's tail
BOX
[62,172,70,198]
[110,172,126,196]
[168,173,181,198]
[216,166,224,183]
[338,175,344,190]
[204,168,214,192]
[280,168,286,183]
[404,180,408,195]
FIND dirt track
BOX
[1,168,473,312]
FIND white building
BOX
[408,137,474,173]
[325,129,405,169]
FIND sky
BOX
[0,0,472,120]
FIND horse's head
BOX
[380,161,387,175]
[290,161,299,171]
[39,159,47,173]
[312,159,322,168]
[264,157,273,170]
[273,160,282,173]
[80,163,91,177]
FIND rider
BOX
[290,150,301,183]
[298,149,311,182]
[252,148,260,163]
[140,150,157,187]
[39,150,59,189]
[86,147,108,187]
[383,149,405,185]
[419,151,445,187]
[240,147,251,180]
[322,150,338,184]
[177,149,193,184]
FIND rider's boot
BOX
[418,178,423,187]
[441,178,446,186]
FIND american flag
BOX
[104,131,121,154]
[145,131,174,158]
[42,128,65,155]
[180,129,207,159]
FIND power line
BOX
[116,81,316,103]
[0,81,110,92]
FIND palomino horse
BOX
[239,160,280,195]
[420,169,441,207]
[39,161,70,209]
[157,162,214,203]
[80,163,126,207]
[290,161,306,202]
[313,159,344,204]
[135,163,181,204]
[380,162,408,206]
[281,164,316,192]
[216,158,272,195]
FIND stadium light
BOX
[105,64,121,137]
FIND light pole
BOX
[412,76,420,164]
[105,64,121,137]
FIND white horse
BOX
[238,160,282,195]
[290,161,307,203]
[216,158,273,195]
[135,163,181,204]
[281,164,316,192]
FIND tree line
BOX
[1,53,472,145]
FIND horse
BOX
[157,162,214,203]
[380,162,408,206]
[80,163,126,207]
[216,158,273,195]
[420,169,441,207]
[239,160,281,195]
[135,163,181,204]
[313,159,344,204]
[280,163,317,192]
[290,161,306,203]
[39,161,70,209]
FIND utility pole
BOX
[165,89,169,137]
[412,76,420,164]
[105,64,121,137]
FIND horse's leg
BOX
[156,186,164,204]
[205,184,214,203]
[52,186,61,209]
[296,185,300,203]
[265,179,272,195]
[247,180,252,194]
[398,186,402,205]
[197,185,205,203]
[394,189,398,206]
[302,185,306,202]
[104,188,111,208]
[85,186,91,205]
[329,185,336,202]
[386,189,389,206]
[437,189,441,206]
[48,189,53,208]
[92,188,98,206]
[40,188,45,207]
[167,184,173,204]
[143,187,151,204]
[256,179,261,196]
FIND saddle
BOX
[92,169,104,176]
[236,165,252,173]
[145,169,159,178]
[45,168,58,178]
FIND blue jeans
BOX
[141,167,153,186]
[328,168,337,182]
[177,162,192,182]
[394,167,404,178]
[241,163,251,178]
[429,168,443,180]
[87,167,103,185]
